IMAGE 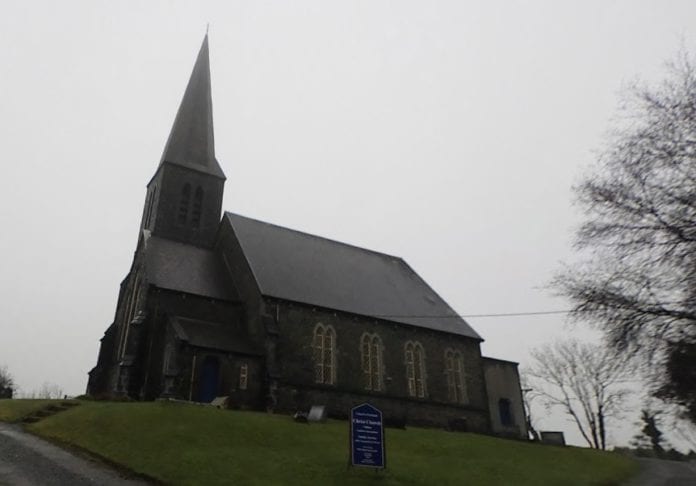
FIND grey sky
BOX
[2,1,695,447]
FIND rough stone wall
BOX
[215,220,265,341]
[482,358,527,438]
[136,288,247,400]
[267,298,490,431]
[86,324,117,397]
[277,386,489,431]
[86,273,135,397]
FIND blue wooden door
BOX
[198,356,220,403]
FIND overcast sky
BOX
[2,0,696,448]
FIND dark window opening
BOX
[191,187,203,228]
[499,398,514,426]
[178,183,191,225]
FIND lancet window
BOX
[405,341,426,398]
[445,349,467,404]
[191,187,203,228]
[360,333,383,391]
[178,183,191,225]
[312,324,336,385]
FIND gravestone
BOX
[307,405,326,422]
[540,431,566,446]
[210,396,229,409]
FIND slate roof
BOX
[158,34,225,179]
[225,213,482,339]
[172,317,261,354]
[143,235,237,301]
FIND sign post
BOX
[349,403,386,470]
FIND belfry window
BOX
[191,187,203,228]
[178,183,191,225]
[361,333,383,391]
[312,324,336,385]
[445,349,467,404]
[405,341,426,398]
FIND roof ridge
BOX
[224,211,405,261]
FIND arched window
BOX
[191,187,203,228]
[178,183,191,225]
[499,398,514,426]
[312,324,336,385]
[445,349,467,404]
[360,333,383,391]
[405,341,426,398]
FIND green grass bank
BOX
[1,400,637,485]
[0,399,59,422]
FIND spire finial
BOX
[206,23,209,35]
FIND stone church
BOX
[87,35,526,438]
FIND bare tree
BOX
[0,365,13,398]
[36,382,64,399]
[527,339,632,450]
[554,51,696,421]
[520,372,540,441]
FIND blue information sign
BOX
[350,403,386,469]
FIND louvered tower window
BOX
[178,183,191,225]
[191,187,203,228]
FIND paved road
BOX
[0,423,149,486]
[625,457,696,486]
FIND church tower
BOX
[140,34,225,248]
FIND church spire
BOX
[159,34,225,179]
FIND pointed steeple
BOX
[160,34,225,179]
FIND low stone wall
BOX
[275,383,489,432]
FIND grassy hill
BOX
[1,400,636,485]
[0,399,59,422]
